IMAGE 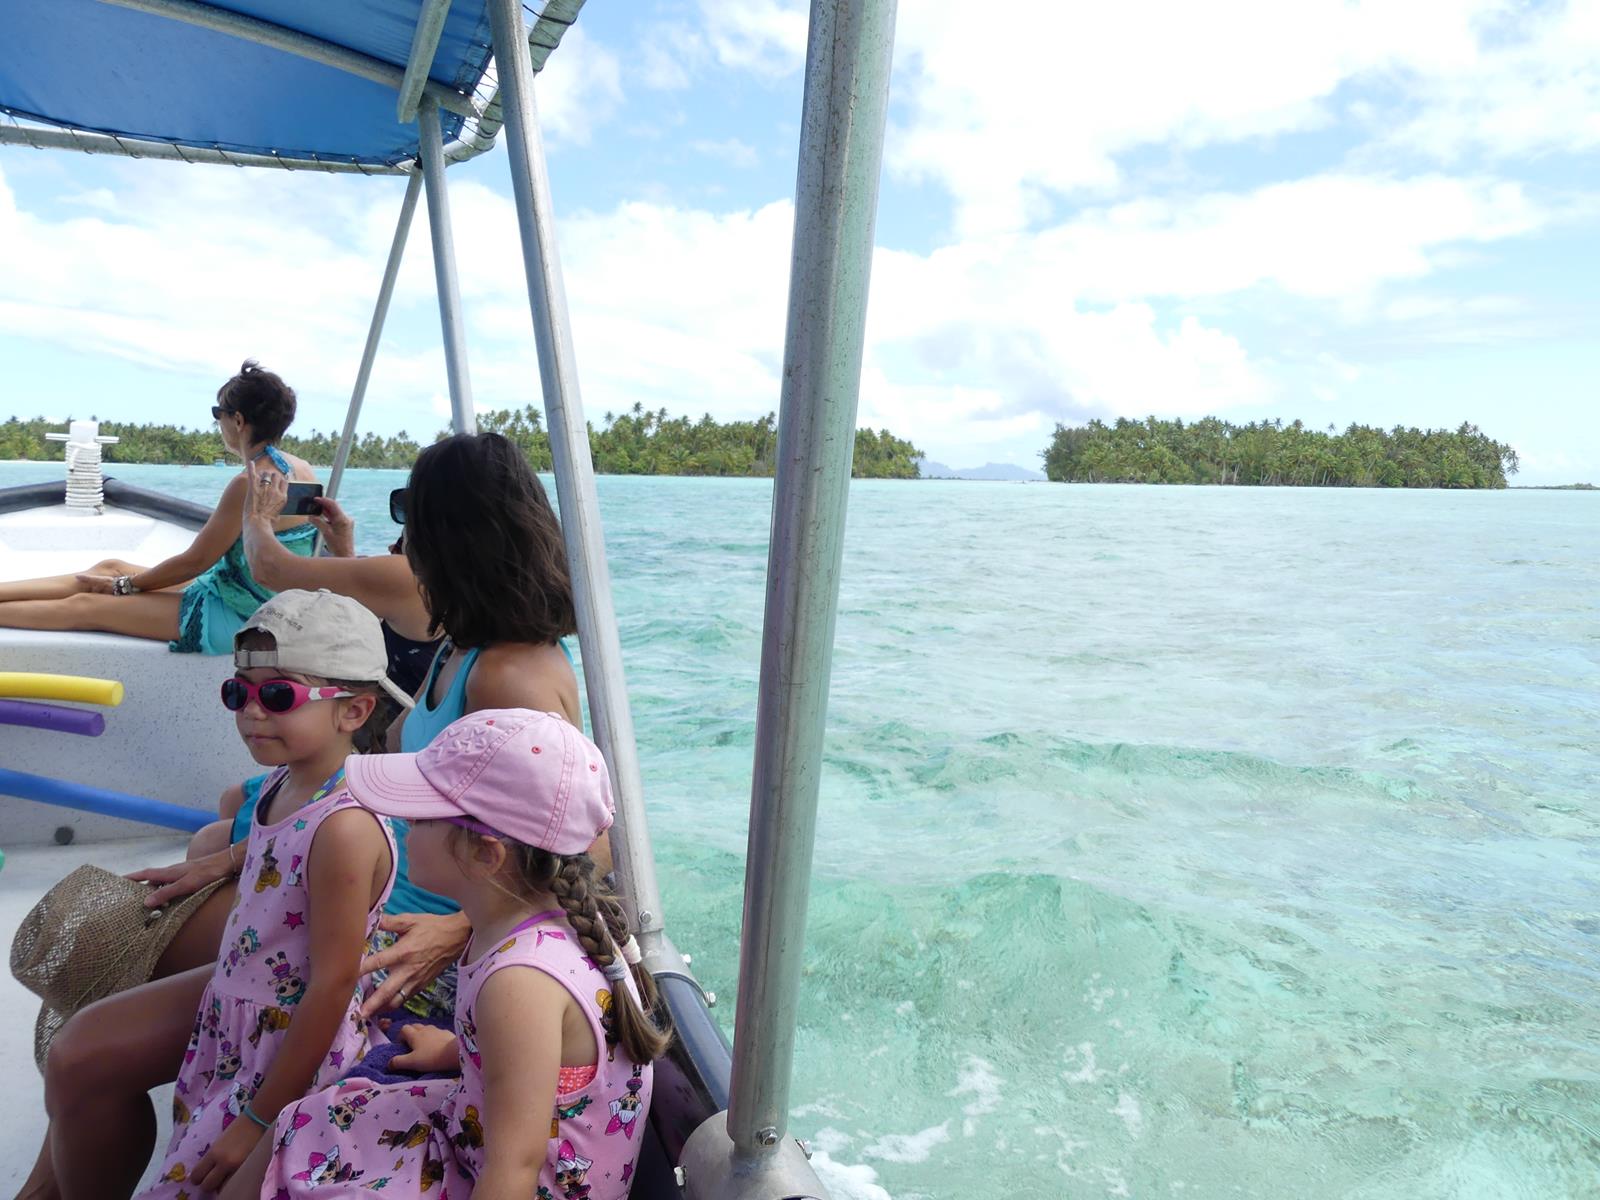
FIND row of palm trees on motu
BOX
[2,404,924,479]
[1042,416,1519,488]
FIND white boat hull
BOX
[0,495,256,845]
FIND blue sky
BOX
[1,0,1597,483]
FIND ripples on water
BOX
[5,463,1596,1197]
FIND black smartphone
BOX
[284,482,324,516]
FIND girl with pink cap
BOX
[219,709,668,1200]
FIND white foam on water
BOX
[1062,1041,1107,1084]
[811,1126,854,1155]
[947,1054,1004,1137]
[862,1121,952,1164]
[1111,1091,1144,1138]
[810,1152,896,1200]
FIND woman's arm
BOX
[189,808,392,1192]
[91,473,250,594]
[471,967,567,1200]
[127,841,243,907]
[241,465,432,637]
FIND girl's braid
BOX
[548,854,670,1064]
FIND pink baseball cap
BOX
[343,709,614,856]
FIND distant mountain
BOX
[918,458,1045,481]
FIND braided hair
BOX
[451,833,671,1065]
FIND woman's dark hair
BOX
[216,360,296,443]
[448,831,671,1065]
[405,432,577,648]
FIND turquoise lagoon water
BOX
[3,462,1598,1198]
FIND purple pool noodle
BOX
[0,698,106,737]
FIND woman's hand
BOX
[127,846,236,908]
[382,1022,460,1073]
[189,1110,266,1192]
[308,495,357,558]
[359,911,472,1019]
[242,457,289,524]
[73,573,118,594]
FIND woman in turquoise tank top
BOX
[0,360,318,649]
[363,432,587,1013]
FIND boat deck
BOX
[0,837,188,1192]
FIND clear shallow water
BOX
[4,462,1598,1198]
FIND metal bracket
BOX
[678,1112,826,1200]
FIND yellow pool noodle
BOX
[0,673,125,707]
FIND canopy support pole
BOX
[418,98,476,435]
[396,0,453,124]
[680,1,899,1194]
[328,171,423,499]
[485,0,666,954]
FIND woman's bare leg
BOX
[153,880,235,979]
[44,966,211,1200]
[0,591,182,640]
[0,560,145,604]
[16,894,228,1200]
[15,1143,60,1200]
[216,1129,273,1200]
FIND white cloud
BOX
[1026,174,1546,305]
[0,146,1560,470]
[887,0,1515,236]
[533,25,625,146]
[695,0,808,77]
[1388,0,1600,162]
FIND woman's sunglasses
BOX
[211,405,234,421]
[221,677,355,714]
[389,487,408,525]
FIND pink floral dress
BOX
[139,770,396,1200]
[263,909,653,1199]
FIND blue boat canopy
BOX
[0,0,578,169]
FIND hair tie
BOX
[620,935,641,966]
[602,959,630,982]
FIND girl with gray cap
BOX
[129,590,409,1199]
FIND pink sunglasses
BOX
[221,677,355,714]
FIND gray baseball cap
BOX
[234,589,414,709]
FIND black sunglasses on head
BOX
[389,487,408,525]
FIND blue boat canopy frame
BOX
[0,0,581,170]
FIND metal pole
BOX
[328,170,423,499]
[485,0,665,950]
[396,0,453,124]
[726,0,899,1161]
[418,97,476,436]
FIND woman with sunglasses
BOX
[0,360,318,651]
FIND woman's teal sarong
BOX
[169,524,316,655]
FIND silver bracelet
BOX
[111,574,141,596]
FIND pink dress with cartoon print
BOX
[138,771,396,1200]
[262,909,653,1200]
